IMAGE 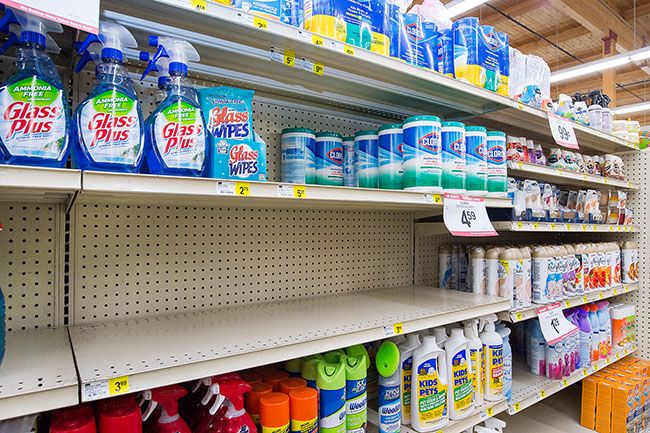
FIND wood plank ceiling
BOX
[450,0,649,126]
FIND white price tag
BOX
[277,184,293,198]
[548,112,579,149]
[443,193,497,237]
[2,0,100,33]
[217,181,236,195]
[235,11,255,26]
[82,379,109,401]
[537,302,578,344]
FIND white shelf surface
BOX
[100,0,638,155]
[0,328,79,421]
[0,165,81,203]
[507,162,637,190]
[498,283,638,323]
[78,171,512,211]
[508,344,637,415]
[69,286,510,401]
[368,399,508,433]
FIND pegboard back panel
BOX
[74,70,388,183]
[0,203,65,331]
[71,204,413,324]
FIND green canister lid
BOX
[442,121,465,128]
[315,131,343,139]
[465,126,487,133]
[354,130,378,138]
[403,115,441,124]
[281,127,316,135]
[487,131,506,137]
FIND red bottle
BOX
[142,385,191,433]
[188,373,242,430]
[193,384,227,433]
[97,395,143,433]
[212,379,256,433]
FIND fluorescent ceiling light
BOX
[614,102,650,115]
[550,46,650,83]
[445,0,490,18]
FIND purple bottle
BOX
[577,308,592,368]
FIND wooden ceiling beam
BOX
[623,2,650,20]
[460,0,548,26]
[516,26,590,54]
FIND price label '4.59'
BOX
[443,193,497,237]
[548,112,579,150]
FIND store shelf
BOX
[508,344,637,415]
[492,221,636,233]
[0,328,79,421]
[68,286,510,402]
[0,165,81,203]
[368,399,508,433]
[507,162,638,190]
[100,0,638,155]
[498,284,638,323]
[77,171,512,211]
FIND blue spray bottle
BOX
[0,7,70,167]
[140,37,208,177]
[72,20,144,172]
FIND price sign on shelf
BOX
[537,302,578,344]
[548,112,579,149]
[443,193,497,237]
[0,0,100,33]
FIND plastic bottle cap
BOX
[240,371,263,384]
[278,377,307,395]
[289,387,318,421]
[263,370,290,391]
[375,341,399,377]
[259,392,290,428]
[245,382,273,415]
[98,396,142,433]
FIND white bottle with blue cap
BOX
[140,36,208,177]
[0,6,70,167]
[71,20,145,173]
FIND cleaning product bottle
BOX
[496,327,511,401]
[480,314,503,401]
[596,301,612,357]
[586,305,600,362]
[462,319,483,406]
[0,8,70,167]
[576,307,592,368]
[259,392,290,433]
[301,354,323,389]
[189,383,226,433]
[245,382,272,429]
[97,395,143,433]
[142,385,191,433]
[317,356,347,433]
[527,319,545,376]
[140,36,208,177]
[411,335,448,432]
[72,20,144,172]
[445,328,474,420]
[188,373,241,430]
[285,358,302,377]
[376,341,401,433]
[289,387,318,433]
[345,354,367,433]
[213,379,255,433]
[398,333,421,425]
[432,327,448,348]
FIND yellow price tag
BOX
[562,379,569,387]
[539,389,546,398]
[603,177,609,184]
[609,225,615,232]
[313,62,324,76]
[312,35,324,46]
[516,162,523,169]
[517,222,524,230]
[109,376,129,396]
[582,295,588,303]
[235,182,251,196]
[616,352,621,360]
[344,45,355,55]
[513,402,521,412]
[517,101,524,110]
[433,194,442,204]
[582,369,588,377]
[486,407,494,417]
[293,185,306,198]
[190,0,207,10]
[613,288,618,295]
[631,226,635,232]
[624,285,629,292]
[581,224,586,231]
[283,49,295,67]
[515,312,523,321]
[533,223,539,230]
[598,292,604,299]
[593,363,599,371]
[565,300,571,308]
[253,16,268,29]
[550,223,556,231]
[593,224,597,231]
[393,323,404,335]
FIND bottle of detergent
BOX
[345,354,367,433]
[317,356,347,433]
[411,335,448,432]
[0,8,70,167]
[72,20,144,172]
[376,341,401,433]
[398,333,421,425]
[479,314,503,401]
[462,319,483,406]
[496,327,512,401]
[212,379,255,433]
[140,36,208,177]
[445,328,474,420]
[142,385,191,433]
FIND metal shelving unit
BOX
[508,345,637,415]
[0,165,80,203]
[415,221,636,236]
[507,162,638,190]
[498,284,638,323]
[68,286,509,401]
[0,328,79,420]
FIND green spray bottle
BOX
[302,354,323,389]
[285,358,302,378]
[317,356,347,433]
[345,354,367,433]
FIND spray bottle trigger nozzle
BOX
[209,395,226,416]
[201,383,220,406]
[191,377,212,393]
[141,390,157,422]
[0,8,19,33]
[77,34,101,56]
[139,51,150,62]
[149,35,159,47]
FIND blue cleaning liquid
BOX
[71,61,145,172]
[0,44,70,167]
[143,75,208,177]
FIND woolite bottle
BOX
[0,8,70,167]
[72,21,144,172]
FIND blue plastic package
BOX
[399,14,437,70]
